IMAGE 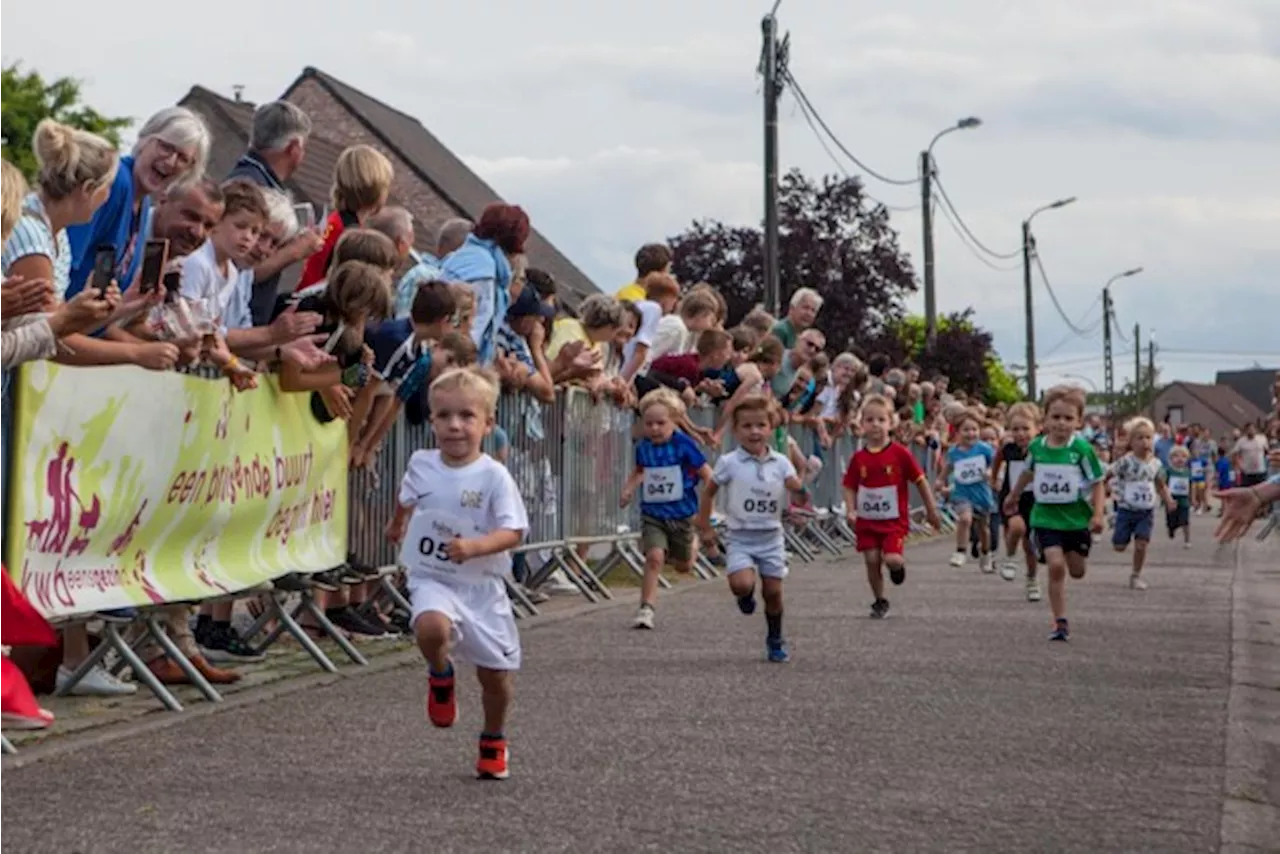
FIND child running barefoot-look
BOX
[1165,445,1194,548]
[1109,417,1176,591]
[842,395,943,619]
[620,388,713,630]
[385,368,529,780]
[1005,386,1106,642]
[696,395,804,662]
[940,409,998,571]
[992,403,1042,599]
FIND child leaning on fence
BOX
[385,366,529,781]
[620,388,713,631]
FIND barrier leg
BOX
[259,595,339,674]
[379,575,413,614]
[143,614,221,703]
[1,736,16,755]
[561,548,621,599]
[784,529,816,563]
[805,522,844,556]
[505,577,540,618]
[55,630,115,696]
[103,624,184,713]
[296,596,368,666]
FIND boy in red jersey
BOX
[842,394,943,618]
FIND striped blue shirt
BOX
[635,431,706,520]
[1,193,72,297]
[395,256,442,319]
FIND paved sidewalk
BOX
[0,523,1266,853]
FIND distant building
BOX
[180,67,599,306]
[1149,381,1266,439]
[1214,368,1278,416]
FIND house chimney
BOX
[232,85,245,103]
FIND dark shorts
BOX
[1002,492,1035,528]
[1033,527,1092,562]
[1241,472,1267,489]
[1166,505,1190,532]
[1112,507,1154,545]
[641,515,695,564]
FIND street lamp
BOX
[921,116,983,348]
[1022,196,1078,399]
[1102,266,1144,422]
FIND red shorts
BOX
[855,528,906,556]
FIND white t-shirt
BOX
[180,239,252,332]
[645,314,696,369]
[816,385,841,419]
[712,447,798,531]
[396,450,529,583]
[623,300,663,370]
[1233,435,1269,475]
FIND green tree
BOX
[868,310,1023,405]
[1,63,132,179]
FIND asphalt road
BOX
[2,525,1241,854]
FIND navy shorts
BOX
[1112,507,1154,545]
[1033,527,1092,562]
[1166,505,1190,533]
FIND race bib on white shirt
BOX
[1032,464,1081,505]
[857,485,899,520]
[400,511,484,579]
[1007,460,1031,493]
[1190,461,1205,476]
[953,455,987,486]
[1168,476,1190,497]
[728,480,786,524]
[1123,480,1157,510]
[643,465,684,503]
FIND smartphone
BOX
[162,269,182,297]
[292,202,316,230]
[139,239,169,293]
[92,244,116,295]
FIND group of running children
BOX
[384,367,1201,781]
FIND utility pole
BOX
[1022,221,1036,400]
[1134,323,1141,414]
[1102,287,1113,422]
[1147,335,1157,419]
[921,151,936,348]
[761,12,784,317]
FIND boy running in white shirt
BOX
[696,395,804,662]
[385,367,529,780]
[1109,417,1176,590]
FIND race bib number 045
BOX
[857,485,899,520]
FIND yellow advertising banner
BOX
[4,363,348,618]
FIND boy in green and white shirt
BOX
[1005,387,1106,642]
[1164,445,1193,548]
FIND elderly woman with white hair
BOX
[65,105,210,298]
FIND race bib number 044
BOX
[1032,465,1080,505]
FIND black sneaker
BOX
[870,598,890,619]
[200,625,265,664]
[327,606,388,638]
[358,604,399,637]
[388,610,412,635]
[889,566,906,586]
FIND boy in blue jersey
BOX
[621,388,713,630]
[939,408,997,571]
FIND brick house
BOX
[179,67,598,305]
[1149,381,1266,439]
[1214,367,1279,416]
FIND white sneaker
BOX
[631,604,655,630]
[979,555,995,574]
[1129,574,1149,591]
[998,560,1017,582]
[1026,576,1042,602]
[948,552,966,568]
[1182,542,1192,550]
[56,664,137,697]
[541,569,579,595]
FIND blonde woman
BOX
[297,144,395,289]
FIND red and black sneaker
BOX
[426,665,457,728]
[476,736,509,780]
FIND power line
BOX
[930,176,1022,260]
[781,70,919,187]
[1042,294,1104,359]
[785,89,918,213]
[933,192,1021,272]
[1033,251,1092,336]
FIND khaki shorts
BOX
[641,515,695,564]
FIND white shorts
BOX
[408,574,521,671]
[724,529,789,579]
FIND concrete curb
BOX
[1219,534,1280,853]
[0,570,717,770]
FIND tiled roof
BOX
[1167,381,1267,427]
[283,67,600,306]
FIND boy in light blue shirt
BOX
[940,409,997,571]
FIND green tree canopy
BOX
[868,311,1023,405]
[1,63,132,180]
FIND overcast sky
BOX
[4,0,1277,390]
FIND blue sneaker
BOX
[737,593,757,615]
[766,638,790,663]
[1048,618,1069,642]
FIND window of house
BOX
[1167,405,1184,425]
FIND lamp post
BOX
[1022,196,1078,399]
[1102,266,1144,423]
[921,116,981,349]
